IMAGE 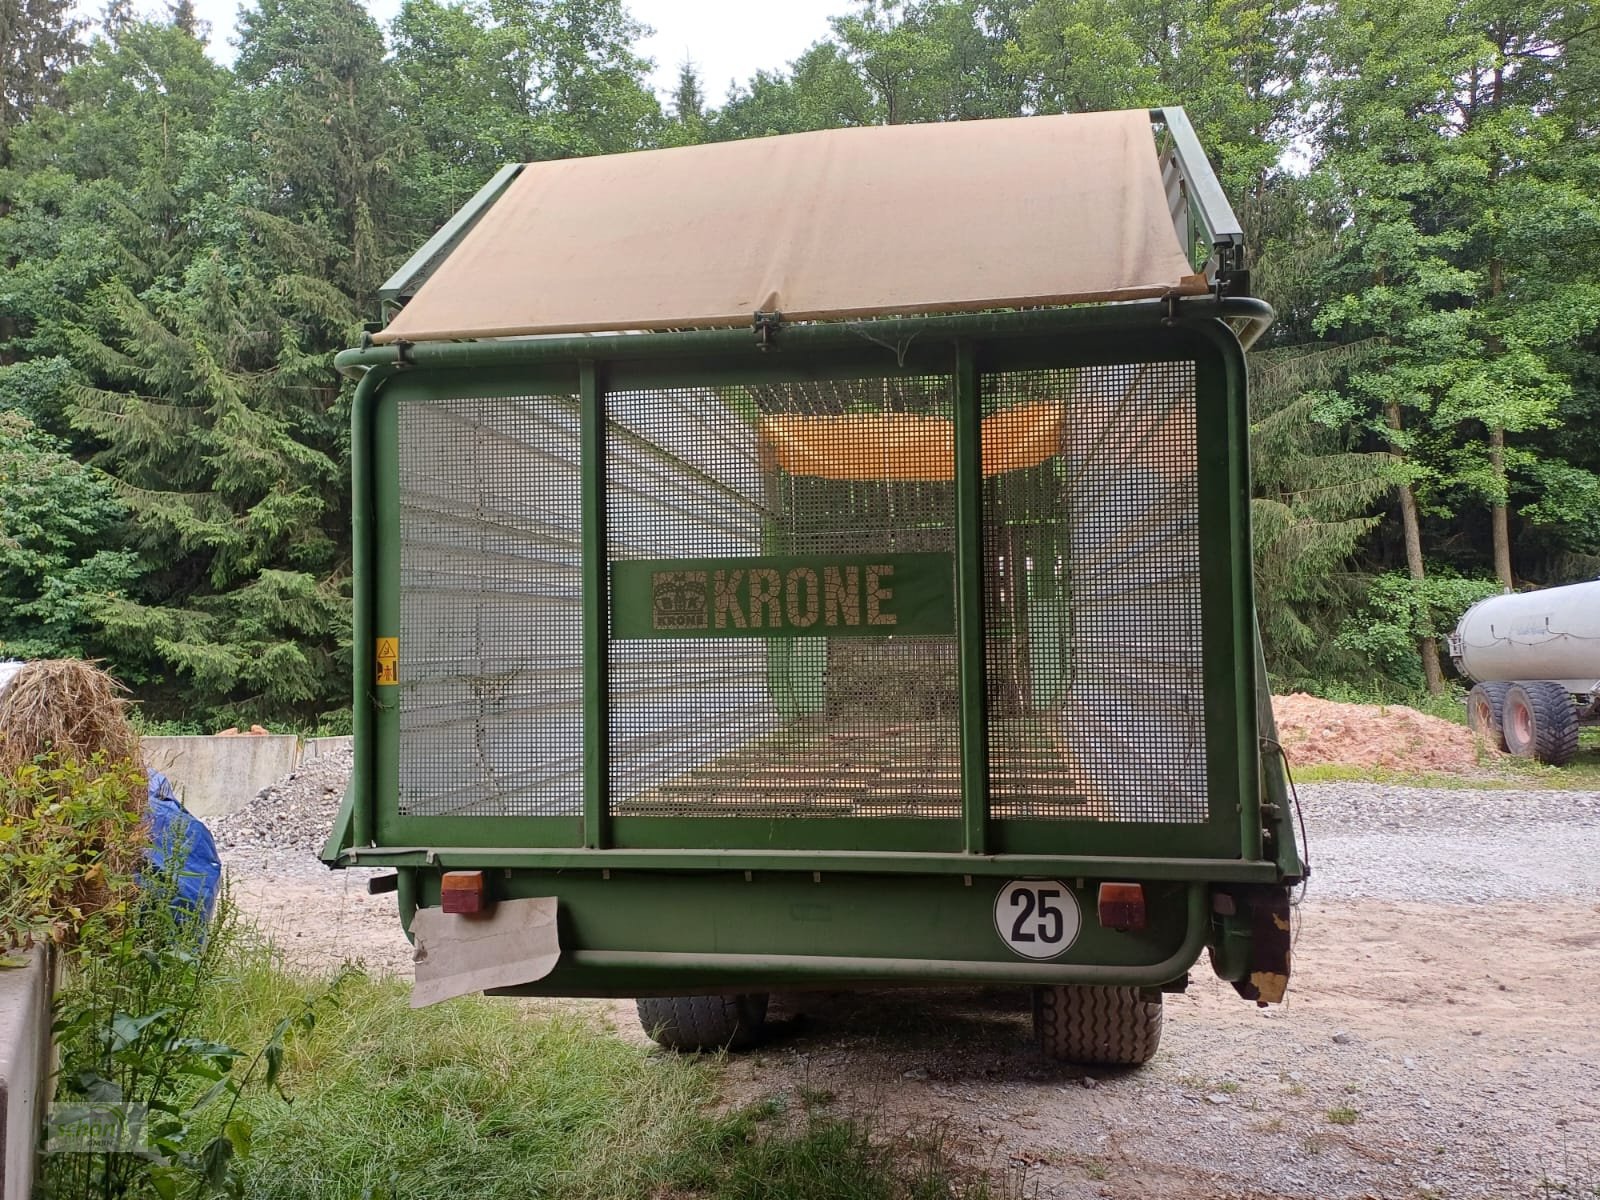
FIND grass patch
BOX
[1326,1106,1360,1126]
[180,933,985,1199]
[668,1113,992,1200]
[1289,745,1600,791]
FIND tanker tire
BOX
[1466,682,1512,751]
[1503,682,1581,766]
[1033,985,1163,1066]
[635,993,769,1052]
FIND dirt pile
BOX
[1271,692,1495,772]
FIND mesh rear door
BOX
[606,378,962,818]
[395,391,584,817]
[981,363,1207,823]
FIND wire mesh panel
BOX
[396,392,584,816]
[607,378,961,818]
[981,363,1207,822]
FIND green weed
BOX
[179,934,987,1199]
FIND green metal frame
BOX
[332,299,1280,875]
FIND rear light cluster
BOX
[1097,882,1147,931]
[441,870,489,914]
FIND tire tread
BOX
[636,993,768,1051]
[1505,681,1580,766]
[1467,681,1512,751]
[1034,985,1163,1065]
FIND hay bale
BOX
[0,659,140,796]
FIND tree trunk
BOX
[1487,258,1513,588]
[1386,401,1444,694]
[1488,425,1513,588]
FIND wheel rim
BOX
[1513,703,1532,745]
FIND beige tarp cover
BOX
[374,109,1208,343]
[759,404,1065,481]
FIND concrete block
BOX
[0,945,54,1200]
[300,736,353,763]
[142,735,300,819]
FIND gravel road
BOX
[1296,782,1600,904]
[214,767,1600,1198]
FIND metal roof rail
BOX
[377,162,525,314]
[1151,107,1248,296]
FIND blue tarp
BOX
[145,772,222,922]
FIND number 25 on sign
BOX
[375,638,399,685]
[994,880,1081,960]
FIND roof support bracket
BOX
[753,310,783,350]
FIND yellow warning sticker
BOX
[375,637,399,686]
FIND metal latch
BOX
[753,309,783,350]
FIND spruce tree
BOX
[0,0,83,159]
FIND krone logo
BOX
[652,571,708,630]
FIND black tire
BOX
[635,993,769,1051]
[1033,985,1163,1065]
[1466,682,1512,751]
[1503,682,1581,766]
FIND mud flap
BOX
[411,897,560,1008]
[1210,884,1292,1004]
[1229,885,1292,1005]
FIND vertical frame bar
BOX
[372,377,402,847]
[1191,331,1260,860]
[1221,342,1263,861]
[954,342,990,854]
[581,360,610,849]
[347,364,392,850]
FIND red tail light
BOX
[1097,882,1147,931]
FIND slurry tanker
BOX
[1451,580,1600,766]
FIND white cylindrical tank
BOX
[1451,580,1600,692]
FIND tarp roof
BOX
[374,109,1209,344]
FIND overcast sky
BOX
[147,0,841,99]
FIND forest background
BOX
[3,0,1599,729]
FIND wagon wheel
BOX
[1502,682,1580,767]
[636,993,769,1051]
[1466,682,1511,752]
[1033,985,1163,1066]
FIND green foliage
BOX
[0,410,138,660]
[170,940,985,1200]
[42,895,338,1200]
[1335,572,1501,692]
[1248,341,1398,683]
[0,753,147,954]
[662,1107,991,1199]
[391,0,660,224]
[0,0,83,151]
[1307,0,1600,587]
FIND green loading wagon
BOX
[324,107,1306,1064]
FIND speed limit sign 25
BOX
[993,880,1081,960]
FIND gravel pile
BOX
[212,745,354,876]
